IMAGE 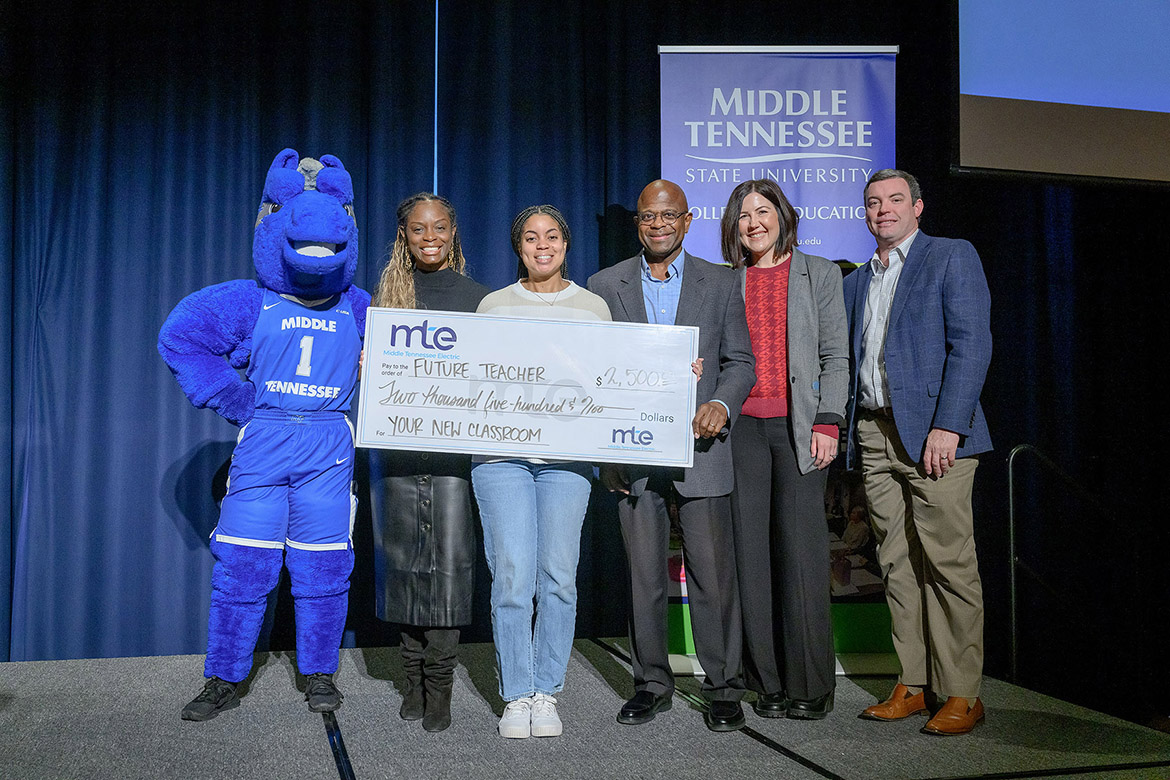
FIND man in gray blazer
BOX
[587,180,756,732]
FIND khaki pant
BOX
[858,415,983,699]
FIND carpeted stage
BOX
[2,641,1168,780]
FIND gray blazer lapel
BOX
[786,248,813,340]
[674,252,709,327]
[615,256,649,324]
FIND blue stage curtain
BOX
[437,1,609,288]
[1,1,433,661]
[1,7,14,661]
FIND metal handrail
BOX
[1006,443,1117,683]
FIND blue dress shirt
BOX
[640,252,685,325]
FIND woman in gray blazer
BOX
[719,179,849,720]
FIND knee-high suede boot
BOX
[399,626,426,720]
[205,540,284,683]
[422,627,460,732]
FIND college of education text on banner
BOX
[355,308,700,467]
[660,45,897,264]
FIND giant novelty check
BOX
[355,308,699,467]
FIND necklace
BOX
[524,280,568,306]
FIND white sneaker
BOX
[530,693,563,737]
[499,697,533,739]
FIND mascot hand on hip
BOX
[159,148,370,722]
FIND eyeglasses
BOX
[635,210,686,225]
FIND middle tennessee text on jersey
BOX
[250,289,361,413]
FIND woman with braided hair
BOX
[369,193,489,732]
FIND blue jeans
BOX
[472,460,593,701]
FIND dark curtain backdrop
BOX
[4,0,1168,724]
[1,6,14,661]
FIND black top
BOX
[369,265,490,481]
[412,266,490,313]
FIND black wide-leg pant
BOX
[730,415,835,701]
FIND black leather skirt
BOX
[368,450,476,626]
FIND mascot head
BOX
[253,148,358,298]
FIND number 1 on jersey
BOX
[296,335,314,377]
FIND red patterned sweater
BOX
[742,263,837,439]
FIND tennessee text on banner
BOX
[355,308,699,467]
[660,45,897,265]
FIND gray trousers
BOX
[618,475,744,702]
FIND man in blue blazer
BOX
[843,169,992,736]
[589,180,756,733]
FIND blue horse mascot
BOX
[159,149,370,721]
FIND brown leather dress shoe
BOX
[859,683,927,721]
[922,697,984,735]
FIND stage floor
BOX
[2,640,1168,780]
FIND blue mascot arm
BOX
[344,285,372,342]
[158,279,263,426]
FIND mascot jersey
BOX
[252,289,359,414]
[214,289,361,552]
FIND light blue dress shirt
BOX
[640,251,685,325]
[639,251,729,419]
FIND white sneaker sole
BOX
[531,721,562,737]
[499,727,530,738]
[499,721,531,739]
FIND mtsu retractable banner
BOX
[660,46,897,264]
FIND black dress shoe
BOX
[705,700,746,732]
[752,691,789,718]
[617,690,673,725]
[787,689,834,720]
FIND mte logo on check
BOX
[612,426,654,446]
[388,319,457,351]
